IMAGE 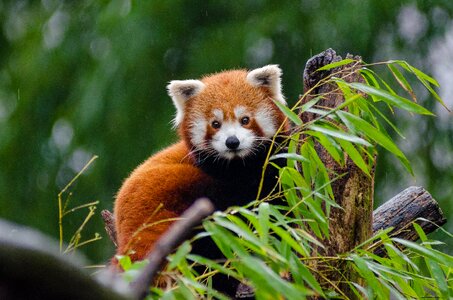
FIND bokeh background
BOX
[0,0,452,263]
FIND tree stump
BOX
[299,48,374,295]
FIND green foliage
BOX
[0,0,452,264]
[118,60,452,299]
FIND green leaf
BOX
[387,63,416,101]
[298,96,322,113]
[186,254,240,280]
[348,82,434,115]
[240,256,310,299]
[168,241,192,269]
[316,58,356,71]
[179,276,230,300]
[413,223,451,298]
[203,221,240,258]
[393,60,450,110]
[393,238,453,267]
[273,99,302,126]
[290,256,325,297]
[270,152,309,163]
[393,60,439,86]
[269,223,310,257]
[337,110,413,174]
[367,101,405,138]
[308,124,371,146]
[337,139,371,177]
[258,203,270,245]
[305,130,343,166]
[214,216,263,248]
[360,68,380,88]
[116,255,132,271]
[383,243,419,271]
[351,255,386,299]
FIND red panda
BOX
[113,65,290,277]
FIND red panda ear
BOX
[167,80,205,126]
[246,65,286,105]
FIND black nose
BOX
[225,136,240,150]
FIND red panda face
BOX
[167,65,288,161]
[190,104,278,160]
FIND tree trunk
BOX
[299,48,374,295]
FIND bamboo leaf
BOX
[269,223,310,257]
[305,130,343,166]
[337,110,413,174]
[290,256,325,296]
[186,254,240,280]
[348,82,434,115]
[214,216,263,248]
[367,101,405,138]
[351,255,385,299]
[393,60,450,110]
[393,238,453,267]
[168,241,191,269]
[308,124,372,146]
[387,63,416,101]
[316,58,356,71]
[203,221,242,258]
[298,96,322,113]
[178,277,230,300]
[270,152,309,163]
[337,139,371,177]
[240,256,309,299]
[360,68,380,88]
[393,60,439,86]
[258,203,270,245]
[412,223,451,297]
[273,99,303,126]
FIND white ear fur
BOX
[246,64,286,105]
[167,80,205,126]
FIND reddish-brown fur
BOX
[113,68,289,264]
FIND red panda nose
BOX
[225,136,240,150]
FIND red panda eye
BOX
[211,120,221,129]
[240,116,250,126]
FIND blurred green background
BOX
[0,0,452,263]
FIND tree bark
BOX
[372,186,446,255]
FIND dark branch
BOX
[372,186,446,255]
[130,198,214,300]
[0,219,128,300]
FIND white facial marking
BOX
[211,121,256,160]
[234,106,247,118]
[189,114,207,149]
[255,107,277,137]
[212,109,224,120]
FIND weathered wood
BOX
[131,198,214,300]
[372,186,446,255]
[300,48,374,296]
